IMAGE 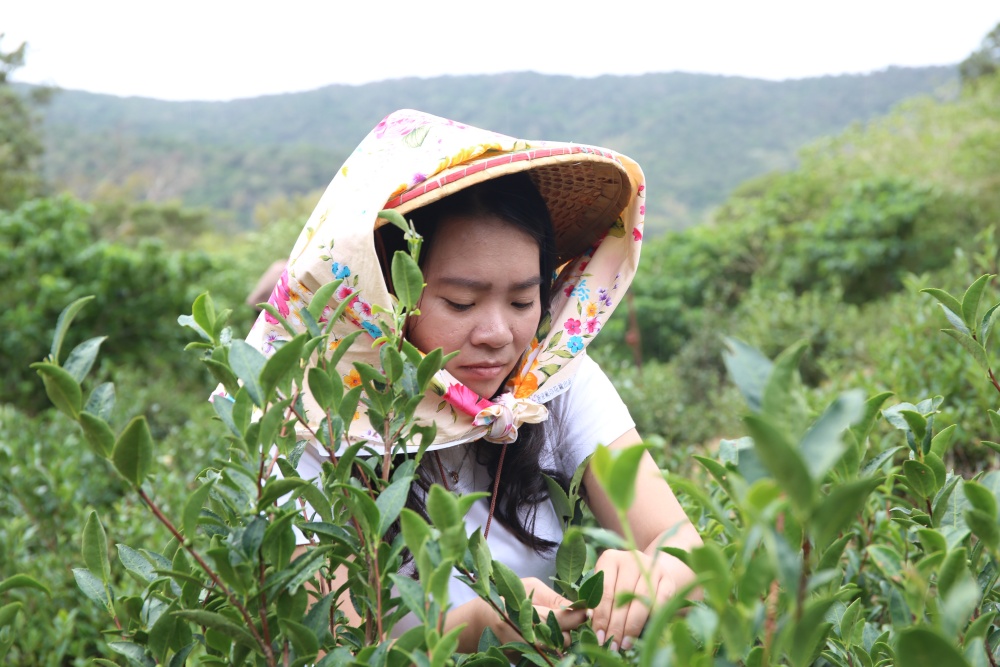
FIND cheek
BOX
[407,308,465,354]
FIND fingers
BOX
[591,550,678,651]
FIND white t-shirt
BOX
[291,354,635,630]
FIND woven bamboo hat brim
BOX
[382,146,633,263]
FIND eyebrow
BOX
[438,275,543,291]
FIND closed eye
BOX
[512,301,535,310]
[444,299,473,312]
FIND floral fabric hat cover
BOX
[239,109,645,454]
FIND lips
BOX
[458,363,508,380]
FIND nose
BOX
[469,307,514,348]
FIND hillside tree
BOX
[960,22,1000,86]
[0,34,49,210]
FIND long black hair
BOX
[380,172,568,553]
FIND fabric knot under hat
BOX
[238,109,646,454]
[471,393,549,445]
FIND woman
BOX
[249,110,702,652]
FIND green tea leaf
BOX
[380,345,404,383]
[79,412,115,458]
[399,508,431,556]
[308,367,336,411]
[73,568,111,609]
[936,547,968,598]
[941,329,990,372]
[83,511,110,582]
[744,413,814,509]
[965,508,999,549]
[492,560,527,609]
[203,358,240,396]
[963,480,998,518]
[800,389,865,482]
[761,339,809,424]
[899,410,927,444]
[578,570,605,609]
[848,391,894,455]
[308,279,342,322]
[894,626,971,667]
[606,444,649,512]
[722,337,773,412]
[107,641,156,667]
[378,209,410,233]
[63,336,106,383]
[982,302,1000,345]
[279,618,319,659]
[811,476,884,552]
[556,528,587,584]
[0,602,22,628]
[922,288,964,325]
[417,348,444,392]
[930,424,958,457]
[192,292,216,338]
[173,610,258,649]
[30,362,82,418]
[961,274,992,333]
[903,460,938,499]
[260,334,306,403]
[112,416,154,486]
[426,484,461,529]
[867,546,904,583]
[228,339,267,407]
[0,574,50,596]
[788,597,835,667]
[688,541,731,603]
[375,474,413,537]
[84,381,116,422]
[50,295,95,363]
[392,251,424,311]
[117,544,157,584]
[183,480,215,538]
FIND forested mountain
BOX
[32,66,955,231]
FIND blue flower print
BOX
[331,262,351,279]
[571,279,590,301]
[567,335,584,355]
[362,321,382,338]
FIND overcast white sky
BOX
[5,1,1000,101]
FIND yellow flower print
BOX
[585,302,598,318]
[513,371,539,399]
[343,369,362,388]
[328,338,341,352]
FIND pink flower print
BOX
[262,331,280,354]
[265,270,292,325]
[373,115,422,139]
[632,228,643,241]
[354,296,373,318]
[637,184,645,196]
[564,318,582,335]
[564,284,576,298]
[335,284,354,301]
[639,205,646,216]
[586,318,601,334]
[443,383,493,416]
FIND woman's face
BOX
[407,214,543,398]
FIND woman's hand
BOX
[590,549,680,652]
[454,577,587,652]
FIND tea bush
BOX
[0,195,256,413]
[13,214,1000,664]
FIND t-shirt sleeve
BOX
[546,354,636,479]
